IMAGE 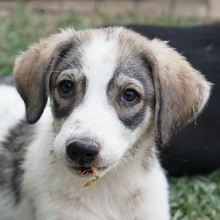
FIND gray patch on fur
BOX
[50,69,87,120]
[107,54,154,130]
[0,120,35,203]
[49,37,91,120]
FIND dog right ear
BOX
[13,29,76,124]
[142,38,211,145]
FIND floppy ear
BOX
[13,29,76,124]
[144,39,211,145]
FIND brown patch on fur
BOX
[143,39,212,145]
[13,29,91,124]
[13,31,75,123]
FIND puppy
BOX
[0,27,211,220]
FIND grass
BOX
[0,4,219,220]
[169,169,220,220]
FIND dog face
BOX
[13,27,211,177]
[49,31,155,176]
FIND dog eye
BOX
[121,89,138,103]
[59,81,73,95]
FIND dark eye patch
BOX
[50,70,87,120]
[107,56,154,130]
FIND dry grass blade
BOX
[83,167,99,187]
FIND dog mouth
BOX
[78,167,94,176]
[65,159,109,182]
[75,166,100,187]
[71,166,105,175]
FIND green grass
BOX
[169,169,220,220]
[1,4,219,220]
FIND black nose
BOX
[66,141,99,165]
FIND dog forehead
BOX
[81,31,120,83]
[77,28,147,86]
[55,27,149,91]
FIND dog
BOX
[0,27,211,220]
[127,23,220,176]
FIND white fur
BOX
[0,85,25,139]
[0,33,170,220]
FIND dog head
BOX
[13,27,211,177]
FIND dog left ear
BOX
[144,39,212,145]
[13,29,76,124]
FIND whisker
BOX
[160,153,189,163]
